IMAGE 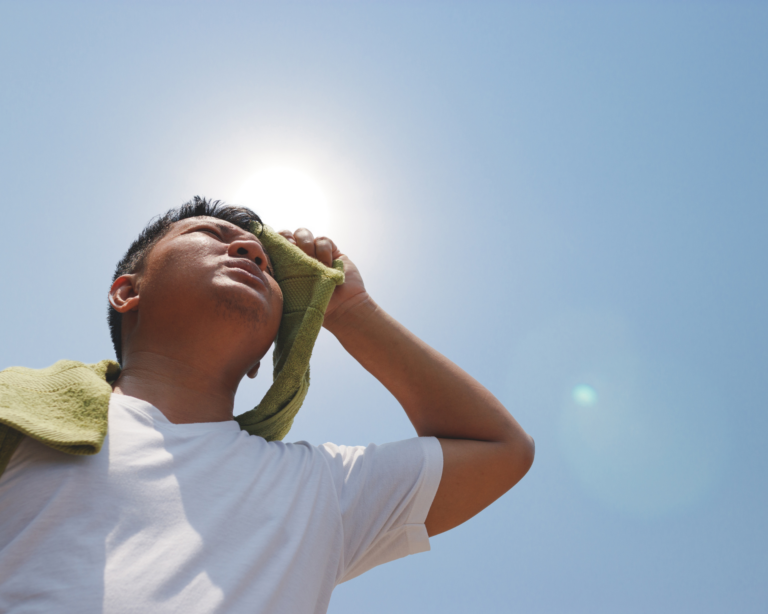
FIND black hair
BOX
[108,196,263,364]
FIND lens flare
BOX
[507,310,729,518]
[572,384,598,406]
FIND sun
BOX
[234,167,330,236]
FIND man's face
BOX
[135,216,283,360]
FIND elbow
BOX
[526,434,536,471]
[502,432,535,489]
[519,433,535,476]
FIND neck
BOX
[112,351,242,424]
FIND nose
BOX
[228,238,270,273]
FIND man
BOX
[0,197,534,613]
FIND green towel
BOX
[235,223,345,440]
[0,360,119,474]
[0,224,344,475]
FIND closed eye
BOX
[198,228,223,240]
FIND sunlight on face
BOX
[235,167,330,236]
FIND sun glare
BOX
[235,167,330,236]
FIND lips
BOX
[223,259,267,289]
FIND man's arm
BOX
[281,229,535,537]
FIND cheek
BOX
[270,279,284,313]
[144,248,214,297]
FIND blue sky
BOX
[1,1,766,612]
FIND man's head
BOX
[108,197,283,374]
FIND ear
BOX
[109,275,140,313]
[246,361,261,379]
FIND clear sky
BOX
[1,1,766,612]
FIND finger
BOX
[320,236,341,261]
[278,230,296,245]
[314,237,334,267]
[329,238,342,261]
[293,228,316,259]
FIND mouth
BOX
[223,260,267,289]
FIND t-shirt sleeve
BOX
[317,436,443,584]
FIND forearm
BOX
[283,230,533,536]
[326,294,528,445]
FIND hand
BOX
[278,228,369,330]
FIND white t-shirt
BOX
[0,394,443,614]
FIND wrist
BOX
[323,292,376,335]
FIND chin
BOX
[214,294,261,325]
[203,275,281,338]
[213,287,281,337]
